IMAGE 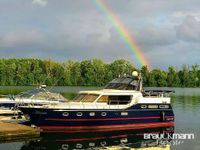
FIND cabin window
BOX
[121,112,128,116]
[63,112,69,116]
[97,95,132,104]
[108,95,131,105]
[141,105,147,109]
[104,77,139,90]
[77,112,83,116]
[97,95,108,103]
[101,112,107,116]
[73,94,99,102]
[89,112,95,116]
[73,94,87,102]
[31,92,49,100]
[159,105,169,109]
[148,105,158,109]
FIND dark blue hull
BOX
[19,104,174,131]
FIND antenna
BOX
[131,71,143,91]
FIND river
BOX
[0,86,200,150]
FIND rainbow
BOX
[93,0,150,67]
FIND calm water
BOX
[0,86,200,150]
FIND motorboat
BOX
[19,71,175,131]
[0,85,67,115]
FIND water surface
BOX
[0,86,200,150]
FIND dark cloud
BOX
[0,30,45,48]
[0,0,200,69]
[176,15,200,42]
[133,25,178,47]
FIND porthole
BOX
[89,112,95,116]
[159,105,169,109]
[77,112,83,116]
[63,112,69,116]
[121,112,128,116]
[101,112,107,116]
[141,105,147,109]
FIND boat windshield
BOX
[73,94,99,102]
[15,88,66,100]
[105,77,139,90]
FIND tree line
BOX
[0,58,200,87]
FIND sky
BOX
[0,0,200,69]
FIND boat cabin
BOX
[73,90,138,105]
[58,72,173,109]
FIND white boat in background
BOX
[0,85,67,115]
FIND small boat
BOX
[0,85,67,115]
[19,71,175,131]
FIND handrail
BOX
[143,90,175,97]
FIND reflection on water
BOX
[20,127,174,150]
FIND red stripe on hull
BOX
[45,116,174,121]
[40,122,174,133]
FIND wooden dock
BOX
[0,121,40,142]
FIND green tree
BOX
[110,59,135,78]
[1,58,200,88]
[140,66,150,87]
[149,69,167,87]
[167,66,180,87]
[80,59,107,86]
[179,65,189,87]
[189,65,199,87]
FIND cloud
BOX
[1,0,200,68]
[32,0,48,7]
[133,25,177,47]
[56,13,112,47]
[176,15,200,42]
[0,30,45,48]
